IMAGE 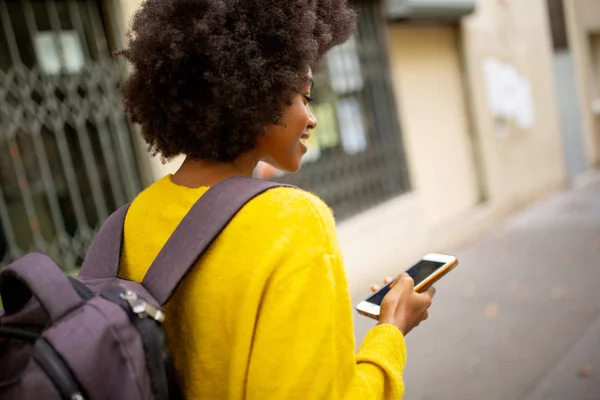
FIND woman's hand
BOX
[369,276,394,293]
[371,274,435,335]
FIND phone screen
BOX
[365,260,446,306]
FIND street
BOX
[353,171,600,400]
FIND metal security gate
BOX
[0,0,144,270]
[269,0,411,220]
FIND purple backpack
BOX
[0,177,284,400]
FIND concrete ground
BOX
[353,170,600,400]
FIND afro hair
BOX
[118,0,357,162]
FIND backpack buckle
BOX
[119,290,165,323]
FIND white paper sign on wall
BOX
[483,57,535,131]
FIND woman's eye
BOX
[304,95,314,103]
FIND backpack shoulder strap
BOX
[142,177,290,305]
[79,204,130,278]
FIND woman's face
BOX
[257,76,317,173]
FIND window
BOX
[259,0,410,220]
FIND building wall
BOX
[460,0,567,205]
[563,0,600,167]
[387,26,480,226]
[117,0,141,33]
[344,0,568,297]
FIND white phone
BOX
[356,253,458,319]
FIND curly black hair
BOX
[118,0,357,162]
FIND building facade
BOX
[563,0,600,169]
[1,0,596,295]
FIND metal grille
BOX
[0,0,142,269]
[271,0,411,220]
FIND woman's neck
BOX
[171,155,259,188]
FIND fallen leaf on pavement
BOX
[578,365,592,378]
[484,303,499,318]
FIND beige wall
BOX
[575,0,600,32]
[346,0,568,296]
[460,0,567,204]
[118,0,141,32]
[384,0,566,231]
[339,0,569,295]
[564,0,600,167]
[387,26,480,226]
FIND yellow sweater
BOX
[120,176,406,399]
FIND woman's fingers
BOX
[370,276,397,293]
[425,285,436,299]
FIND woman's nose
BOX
[308,109,318,129]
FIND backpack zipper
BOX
[119,290,165,323]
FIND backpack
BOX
[0,177,285,400]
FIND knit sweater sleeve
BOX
[244,191,406,400]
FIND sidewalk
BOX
[353,170,600,400]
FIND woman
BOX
[117,0,435,398]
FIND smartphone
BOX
[355,253,458,319]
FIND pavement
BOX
[353,170,600,400]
